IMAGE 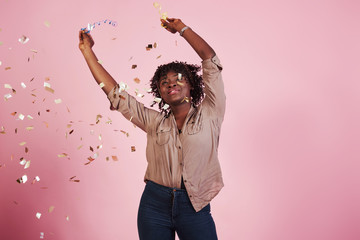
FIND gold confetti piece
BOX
[19,35,30,44]
[44,21,50,27]
[43,121,49,128]
[146,44,153,51]
[134,77,140,84]
[96,114,102,124]
[90,146,94,152]
[105,117,112,124]
[25,147,29,153]
[67,124,72,128]
[45,87,54,93]
[36,212,41,219]
[21,82,26,88]
[19,142,26,146]
[161,12,168,20]
[156,55,162,59]
[98,134,102,141]
[66,216,70,221]
[154,97,162,103]
[69,129,74,134]
[4,83,12,89]
[120,130,130,137]
[27,115,33,120]
[11,112,17,116]
[0,126,5,134]
[58,153,68,158]
[18,114,25,120]
[131,146,136,152]
[97,60,103,65]
[16,175,28,184]
[77,145,83,150]
[48,206,55,213]
[45,77,50,81]
[135,89,144,98]
[15,128,18,134]
[162,104,170,110]
[154,42,157,48]
[54,99,62,104]
[24,160,31,169]
[106,156,110,161]
[181,96,190,103]
[112,156,118,161]
[26,126,34,131]
[129,116,134,122]
[30,49,38,53]
[99,82,105,88]
[4,93,12,100]
[131,64,137,69]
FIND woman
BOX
[79,17,225,240]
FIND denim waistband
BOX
[146,180,187,194]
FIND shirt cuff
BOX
[202,55,223,71]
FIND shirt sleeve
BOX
[107,84,159,132]
[201,55,226,119]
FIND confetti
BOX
[40,232,44,239]
[58,153,68,158]
[4,83,12,89]
[21,82,26,88]
[36,212,41,219]
[131,64,137,69]
[16,175,28,184]
[81,19,118,33]
[162,104,169,110]
[112,156,118,161]
[97,60,103,65]
[32,176,40,184]
[66,216,70,221]
[44,20,51,27]
[156,55,162,59]
[135,89,144,98]
[0,126,5,134]
[24,160,31,169]
[48,206,55,213]
[45,87,54,94]
[69,176,80,182]
[154,97,162,103]
[26,126,34,131]
[146,44,153,51]
[5,67,11,70]
[25,147,29,153]
[4,93,12,100]
[99,82,105,88]
[18,114,25,120]
[27,115,33,120]
[54,99,62,104]
[131,146,136,152]
[19,142,26,146]
[19,35,30,44]
[134,77,140,84]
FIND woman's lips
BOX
[168,89,179,95]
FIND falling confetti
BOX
[69,176,80,182]
[99,82,105,88]
[16,175,28,183]
[81,19,118,33]
[48,206,55,213]
[44,20,51,27]
[18,35,30,44]
[54,99,62,104]
[134,77,140,84]
[36,212,42,219]
[131,146,136,152]
[162,104,170,110]
[111,156,118,161]
[131,64,137,69]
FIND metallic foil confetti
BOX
[16,175,28,183]
[99,82,105,88]
[66,216,70,221]
[162,104,169,110]
[18,114,25,120]
[36,212,41,219]
[40,232,44,239]
[48,206,55,213]
[27,115,33,120]
[4,83,12,89]
[24,160,31,169]
[112,156,118,161]
[134,77,140,84]
[54,99,62,104]
[21,82,26,88]
[4,93,12,100]
[97,60,103,65]
[26,126,34,131]
[19,142,26,146]
[131,64,137,69]
[146,44,153,51]
[44,20,50,27]
[157,55,162,59]
[5,67,11,70]
[131,146,136,152]
[58,153,68,158]
[81,19,118,33]
[19,35,30,44]
[135,89,144,98]
[181,96,190,103]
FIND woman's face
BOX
[158,71,192,107]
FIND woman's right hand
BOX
[78,30,94,52]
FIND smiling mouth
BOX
[168,89,179,95]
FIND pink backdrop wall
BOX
[1,0,359,239]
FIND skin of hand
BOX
[160,18,187,34]
[78,30,94,52]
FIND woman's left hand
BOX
[160,18,186,34]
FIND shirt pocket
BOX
[156,126,172,145]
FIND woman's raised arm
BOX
[160,18,216,61]
[78,30,117,95]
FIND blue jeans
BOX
[137,181,218,240]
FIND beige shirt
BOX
[107,55,225,212]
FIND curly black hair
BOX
[150,61,204,114]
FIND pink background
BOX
[1,0,360,239]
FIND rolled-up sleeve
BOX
[107,84,158,132]
[202,55,226,118]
